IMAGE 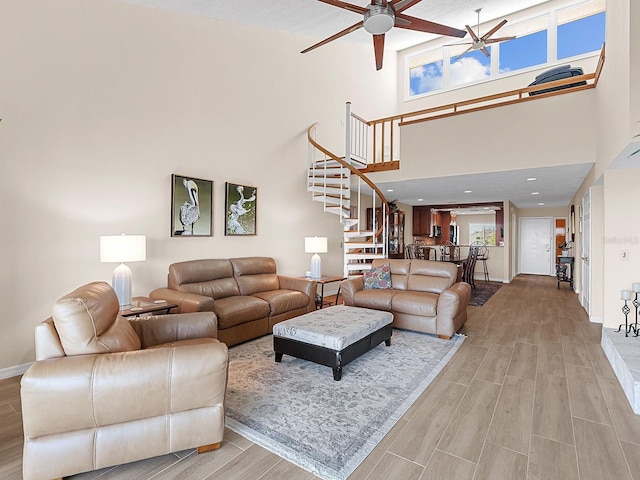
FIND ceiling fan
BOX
[301,0,467,71]
[450,8,516,60]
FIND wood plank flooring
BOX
[1,275,637,479]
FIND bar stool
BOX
[471,241,489,281]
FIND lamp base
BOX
[310,253,322,279]
[112,263,132,307]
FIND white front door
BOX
[581,190,591,313]
[519,217,553,275]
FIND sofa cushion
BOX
[169,259,240,299]
[352,289,398,311]
[391,291,439,317]
[407,260,457,294]
[363,263,392,290]
[231,257,280,295]
[253,290,310,316]
[213,296,270,329]
[52,282,141,356]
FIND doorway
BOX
[581,190,591,314]
[519,217,553,275]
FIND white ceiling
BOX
[375,163,593,208]
[119,0,591,209]
[119,0,553,51]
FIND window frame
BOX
[403,0,605,102]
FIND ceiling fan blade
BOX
[454,45,475,61]
[481,46,490,57]
[301,21,364,53]
[395,13,467,38]
[373,34,385,70]
[481,19,508,41]
[317,0,367,15]
[390,0,422,13]
[465,24,480,43]
[484,36,516,44]
[443,41,473,47]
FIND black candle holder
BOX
[633,291,640,337]
[617,294,635,337]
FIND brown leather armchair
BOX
[20,281,229,480]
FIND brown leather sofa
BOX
[341,259,471,339]
[149,257,316,346]
[20,282,229,480]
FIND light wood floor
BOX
[2,275,639,480]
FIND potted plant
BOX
[558,241,571,256]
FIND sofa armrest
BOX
[436,282,471,338]
[128,312,218,348]
[21,340,228,439]
[149,288,215,314]
[278,276,317,311]
[341,277,364,306]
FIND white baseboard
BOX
[0,362,31,380]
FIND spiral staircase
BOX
[306,103,393,278]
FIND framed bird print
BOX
[225,182,257,236]
[171,174,213,237]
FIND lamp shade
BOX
[100,235,147,263]
[304,236,328,254]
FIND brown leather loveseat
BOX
[21,281,228,480]
[341,259,471,339]
[150,257,316,346]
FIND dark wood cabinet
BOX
[412,206,431,236]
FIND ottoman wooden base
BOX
[273,306,393,380]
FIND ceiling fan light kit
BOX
[363,5,395,34]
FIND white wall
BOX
[603,169,640,329]
[0,0,397,371]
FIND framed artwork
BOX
[570,205,575,242]
[171,174,213,237]
[225,182,257,236]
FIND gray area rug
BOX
[225,329,464,480]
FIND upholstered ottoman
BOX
[272,305,393,380]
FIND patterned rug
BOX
[225,330,464,480]
[469,282,502,307]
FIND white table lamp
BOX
[305,236,328,279]
[100,234,147,307]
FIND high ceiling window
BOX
[557,1,606,59]
[406,0,605,100]
[449,47,491,87]
[409,50,444,95]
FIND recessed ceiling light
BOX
[527,177,537,181]
[538,202,545,205]
[386,189,394,192]
[464,190,472,193]
[531,192,540,195]
[417,198,424,202]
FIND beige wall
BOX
[0,0,397,372]
[602,169,640,329]
[2,0,638,373]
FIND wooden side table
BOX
[300,275,346,309]
[120,297,179,317]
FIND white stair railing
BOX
[306,103,389,278]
